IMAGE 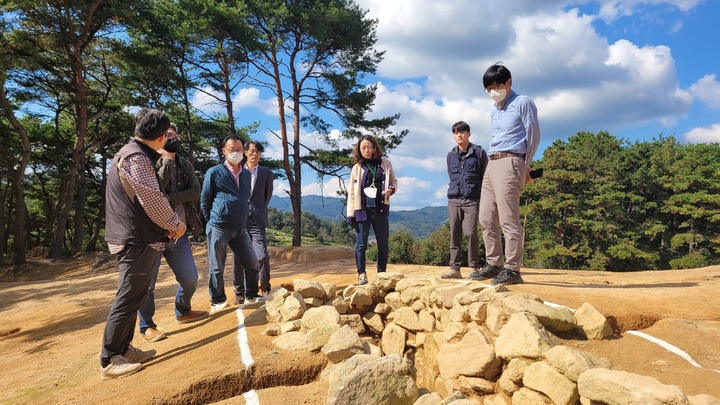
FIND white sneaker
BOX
[100,354,143,380]
[210,301,228,314]
[123,345,156,363]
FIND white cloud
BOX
[596,0,703,21]
[190,86,226,116]
[684,124,720,143]
[232,87,278,115]
[689,74,720,109]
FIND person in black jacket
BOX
[242,140,274,295]
[136,123,208,344]
[441,121,488,279]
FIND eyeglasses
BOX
[224,148,243,153]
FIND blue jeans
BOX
[207,224,259,304]
[138,234,199,332]
[246,216,271,292]
[354,208,389,274]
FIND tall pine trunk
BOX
[0,79,31,264]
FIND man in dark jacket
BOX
[201,134,263,313]
[137,123,208,344]
[441,121,488,279]
[242,140,274,295]
[100,108,186,380]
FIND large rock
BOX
[375,272,405,291]
[305,323,342,352]
[293,278,326,299]
[362,311,385,334]
[438,329,501,380]
[394,307,424,332]
[321,324,364,363]
[577,368,690,405]
[325,295,349,314]
[501,295,576,333]
[265,288,307,323]
[522,361,578,405]
[494,312,558,359]
[413,392,443,405]
[543,345,612,382]
[339,314,366,335]
[574,302,613,340]
[301,305,341,331]
[326,354,418,405]
[382,322,407,356]
[272,331,308,351]
[343,285,374,311]
[511,387,553,404]
[431,285,473,309]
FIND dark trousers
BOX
[354,208,389,274]
[101,244,162,366]
[448,200,480,270]
[246,216,271,292]
[207,224,259,303]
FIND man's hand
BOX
[168,222,187,242]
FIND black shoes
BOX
[234,294,245,305]
[491,268,524,285]
[468,264,503,280]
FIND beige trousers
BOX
[479,156,528,272]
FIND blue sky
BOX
[191,0,720,211]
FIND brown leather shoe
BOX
[440,269,462,279]
[176,309,209,324]
[141,327,166,342]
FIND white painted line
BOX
[235,307,254,369]
[627,330,720,373]
[244,390,260,404]
[543,301,575,312]
[542,299,720,374]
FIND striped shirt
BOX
[107,151,182,254]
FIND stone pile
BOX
[260,274,720,405]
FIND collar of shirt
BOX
[495,90,518,110]
[224,160,242,188]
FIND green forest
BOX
[2,2,719,272]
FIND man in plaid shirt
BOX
[100,108,186,380]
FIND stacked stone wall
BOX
[262,274,719,405]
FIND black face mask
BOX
[163,138,180,153]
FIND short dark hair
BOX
[244,140,265,153]
[134,108,170,140]
[452,121,470,133]
[222,134,243,148]
[352,135,384,163]
[483,63,512,89]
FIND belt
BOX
[489,152,525,160]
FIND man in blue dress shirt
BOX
[471,64,541,285]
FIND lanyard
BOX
[367,163,377,185]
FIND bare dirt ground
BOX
[1,246,719,404]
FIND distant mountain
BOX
[270,195,347,221]
[269,196,449,239]
[389,206,449,239]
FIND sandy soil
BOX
[1,246,719,404]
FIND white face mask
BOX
[226,152,242,164]
[488,88,507,103]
